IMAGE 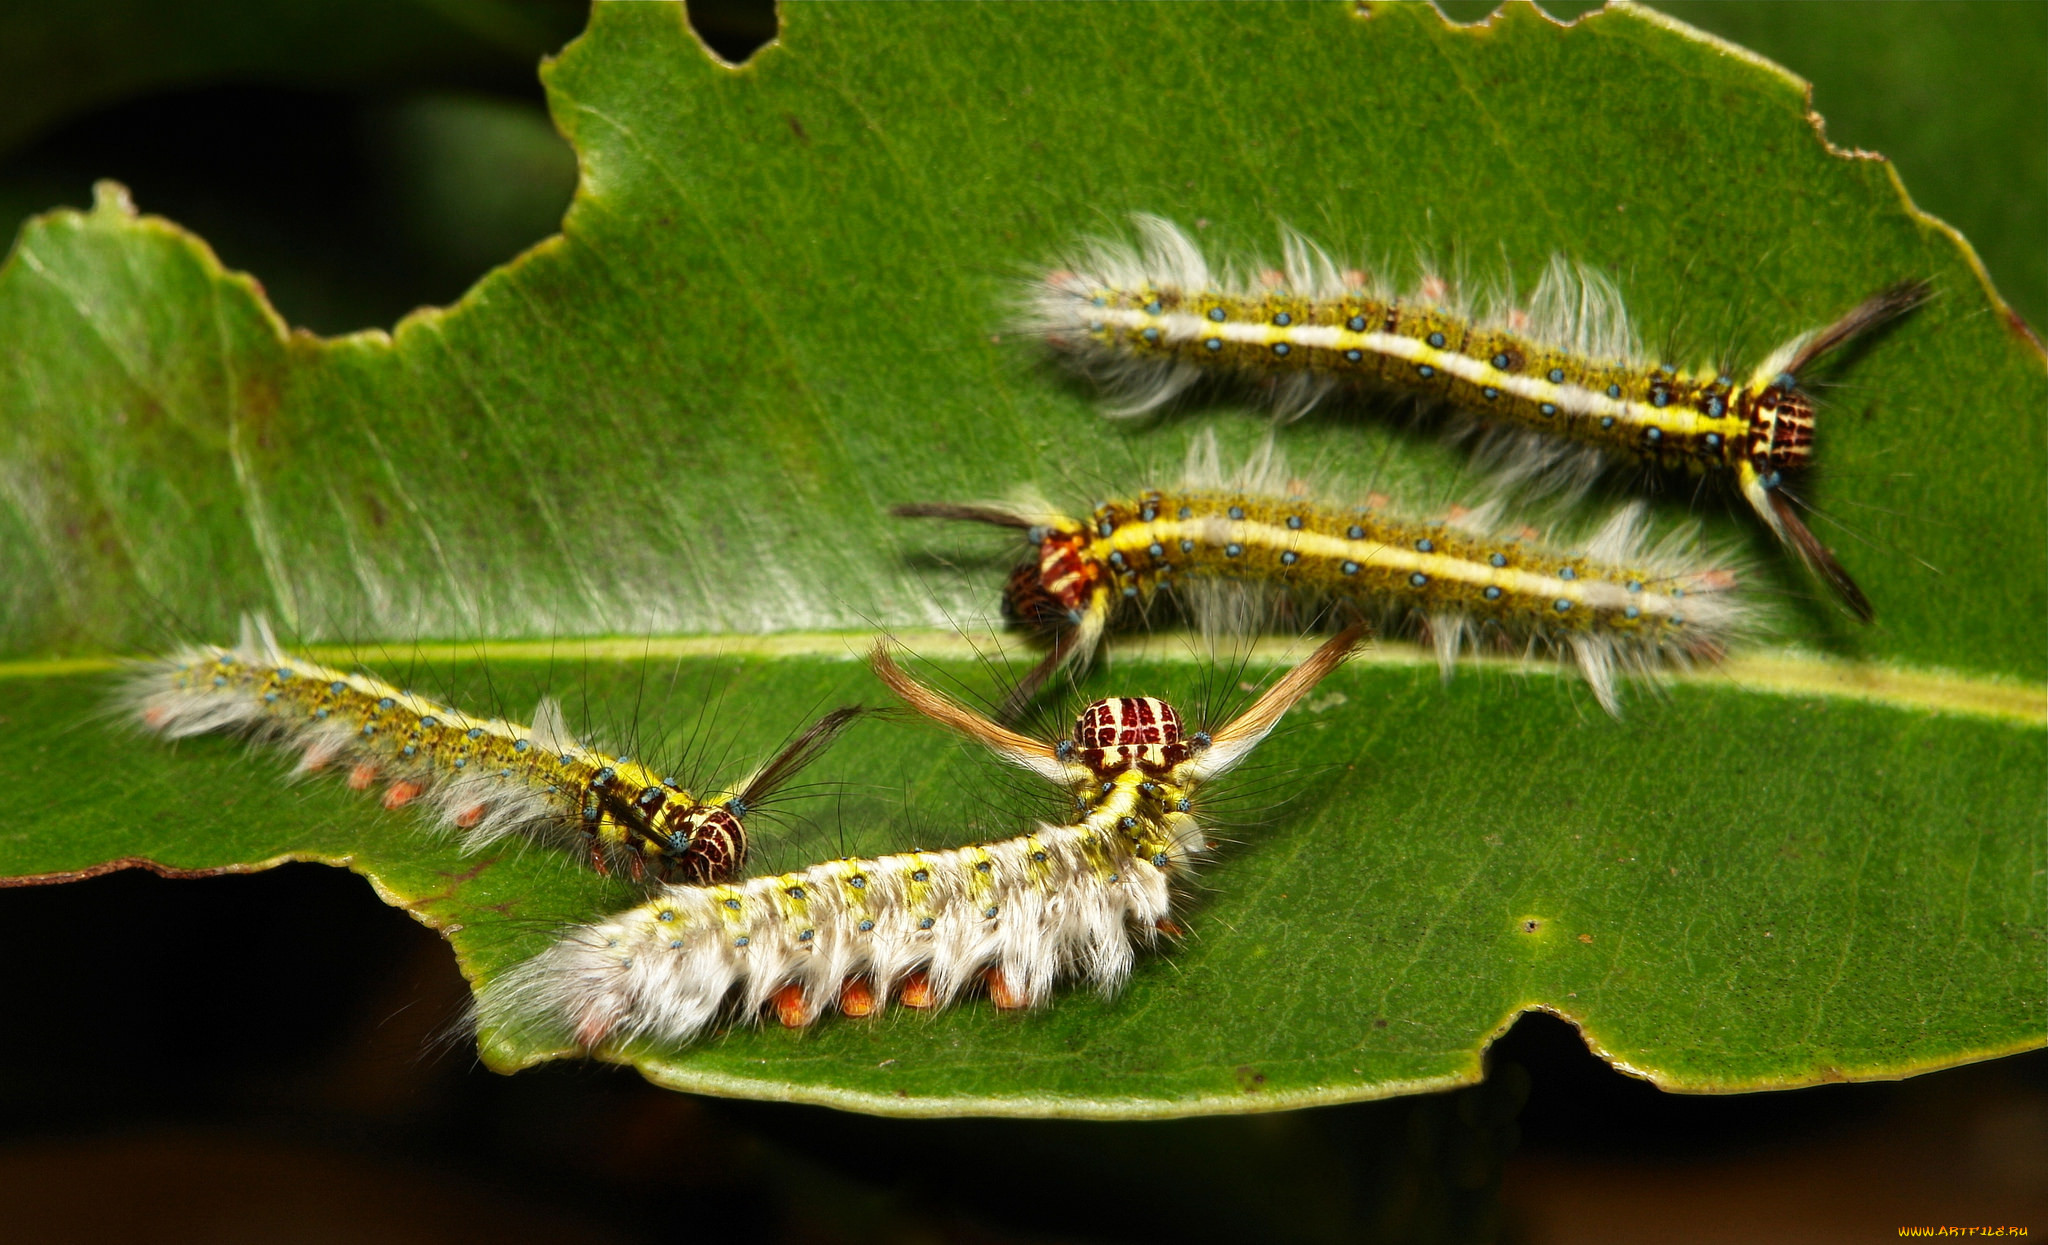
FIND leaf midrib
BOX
[6,631,2040,725]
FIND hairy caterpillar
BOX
[472,626,1361,1049]
[1026,216,1928,620]
[129,617,862,882]
[896,432,1750,717]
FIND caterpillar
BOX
[129,617,862,883]
[471,626,1361,1050]
[895,432,1751,717]
[1025,215,1929,620]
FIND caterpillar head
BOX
[1004,523,1107,636]
[888,502,1114,715]
[1066,696,1195,777]
[1741,278,1930,492]
[1744,375,1816,482]
[638,797,747,884]
[1728,280,1928,624]
[626,705,861,883]
[870,625,1364,795]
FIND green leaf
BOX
[1650,0,2048,334]
[1,1,2040,1118]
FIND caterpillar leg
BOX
[583,832,612,878]
[985,969,1028,1010]
[838,977,878,1018]
[573,1011,615,1050]
[771,984,816,1029]
[898,970,935,1010]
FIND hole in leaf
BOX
[0,0,583,337]
[687,0,778,64]
[1488,1010,1907,1158]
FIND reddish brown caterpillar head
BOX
[1744,280,1930,486]
[1003,526,1104,635]
[1069,696,1192,775]
[1747,379,1816,479]
[650,802,748,884]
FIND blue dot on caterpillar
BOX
[470,627,1362,1047]
[1029,216,1930,621]
[130,617,864,884]
[894,433,1753,718]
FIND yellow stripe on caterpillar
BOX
[896,433,1752,717]
[471,629,1361,1049]
[128,616,861,883]
[1027,215,1926,619]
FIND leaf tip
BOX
[91,179,136,219]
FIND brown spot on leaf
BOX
[2004,305,2044,350]
[0,856,293,888]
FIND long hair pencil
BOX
[896,432,1749,716]
[472,626,1362,1048]
[130,616,863,882]
[1025,216,1926,618]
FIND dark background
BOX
[0,2,2041,1241]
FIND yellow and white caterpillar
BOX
[897,433,1752,717]
[471,627,1360,1050]
[129,618,860,882]
[1026,216,1927,619]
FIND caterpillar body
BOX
[472,627,1361,1050]
[1027,216,1929,620]
[897,433,1750,717]
[130,618,861,883]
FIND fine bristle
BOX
[895,430,1759,719]
[868,642,1072,784]
[1783,279,1932,379]
[127,620,856,881]
[474,814,1184,1049]
[1022,214,1655,420]
[732,705,867,810]
[474,631,1348,1052]
[1194,624,1363,780]
[1024,216,1917,621]
[1767,490,1875,623]
[890,501,1041,530]
[993,623,1093,724]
